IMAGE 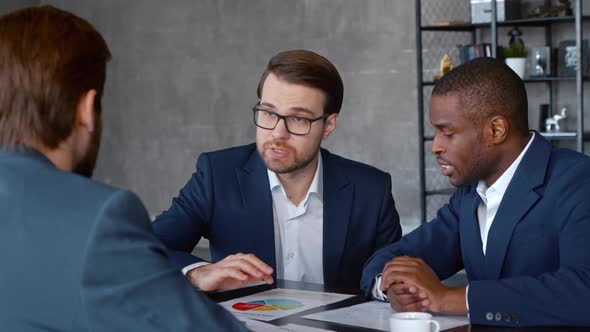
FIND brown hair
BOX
[0,5,111,149]
[257,50,344,115]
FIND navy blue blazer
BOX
[153,143,402,289]
[0,148,247,332]
[362,133,590,327]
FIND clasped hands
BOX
[186,253,274,292]
[380,256,467,315]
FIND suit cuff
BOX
[466,284,470,318]
[181,262,210,275]
[372,274,388,301]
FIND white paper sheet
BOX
[239,318,287,332]
[279,323,335,332]
[221,288,353,321]
[238,319,335,332]
[303,300,469,331]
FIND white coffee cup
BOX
[390,312,440,332]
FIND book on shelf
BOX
[456,44,493,64]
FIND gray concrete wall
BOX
[0,0,37,13]
[2,1,588,233]
[38,0,422,230]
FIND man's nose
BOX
[431,134,444,155]
[272,118,290,139]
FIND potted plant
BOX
[503,27,528,78]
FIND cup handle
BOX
[429,319,441,332]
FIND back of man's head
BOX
[432,57,529,135]
[0,5,111,150]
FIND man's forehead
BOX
[259,75,325,116]
[429,95,470,124]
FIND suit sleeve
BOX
[152,153,215,268]
[81,190,248,332]
[468,180,590,327]
[373,173,402,252]
[361,188,465,295]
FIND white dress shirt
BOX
[269,153,324,284]
[373,133,535,306]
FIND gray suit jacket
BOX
[0,148,247,332]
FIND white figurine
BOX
[545,107,567,132]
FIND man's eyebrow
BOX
[259,101,276,109]
[431,121,453,129]
[289,107,315,117]
[258,102,316,117]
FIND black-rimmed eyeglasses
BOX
[252,106,328,136]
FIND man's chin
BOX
[449,176,475,188]
[265,160,297,174]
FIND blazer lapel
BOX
[235,148,277,275]
[484,133,550,279]
[459,188,486,281]
[321,149,353,286]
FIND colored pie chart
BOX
[232,299,304,311]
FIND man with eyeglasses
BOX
[153,50,402,292]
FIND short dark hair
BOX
[0,5,111,149]
[257,50,344,115]
[432,57,529,134]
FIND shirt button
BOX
[486,312,494,321]
[287,252,294,259]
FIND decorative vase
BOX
[505,57,526,78]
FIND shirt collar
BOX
[268,152,323,202]
[477,132,535,198]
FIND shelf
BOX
[522,76,577,83]
[425,133,587,141]
[422,76,587,86]
[421,16,590,31]
[539,132,590,140]
[498,16,587,27]
[539,132,577,140]
[421,23,486,31]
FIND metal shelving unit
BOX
[415,0,586,224]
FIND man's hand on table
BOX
[187,253,274,292]
[381,256,467,315]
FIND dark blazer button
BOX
[503,314,511,322]
[512,315,520,324]
[486,312,494,321]
[495,312,502,321]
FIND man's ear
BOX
[322,113,338,139]
[488,115,509,145]
[76,89,97,132]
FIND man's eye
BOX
[291,117,307,123]
[443,132,453,137]
[261,111,276,118]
